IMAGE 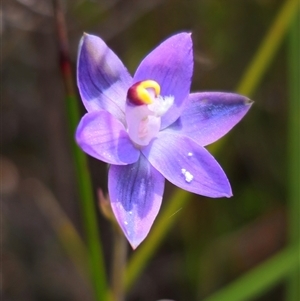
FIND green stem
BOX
[52,1,107,299]
[202,246,300,301]
[112,226,127,301]
[236,0,300,96]
[124,0,300,293]
[287,8,300,301]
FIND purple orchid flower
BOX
[76,32,252,249]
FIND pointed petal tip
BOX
[180,31,192,37]
[114,224,144,249]
[78,33,95,54]
[211,189,232,199]
[245,98,254,106]
[172,31,192,38]
[81,32,90,42]
[181,31,192,41]
[80,33,97,45]
[122,227,146,250]
[224,182,233,198]
[120,219,153,249]
[82,32,94,37]
[129,239,142,250]
[214,184,233,198]
[226,191,233,198]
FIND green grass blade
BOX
[52,1,108,298]
[236,0,300,96]
[286,8,300,301]
[202,246,300,301]
[67,95,108,300]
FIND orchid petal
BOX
[133,33,193,129]
[166,92,253,146]
[109,156,165,249]
[76,111,140,165]
[142,132,231,197]
[77,34,132,123]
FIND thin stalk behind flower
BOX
[52,1,107,300]
[111,225,128,301]
[98,189,128,301]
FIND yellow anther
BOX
[127,80,161,105]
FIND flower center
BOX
[125,80,174,147]
[127,80,160,105]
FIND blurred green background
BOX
[2,0,299,301]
